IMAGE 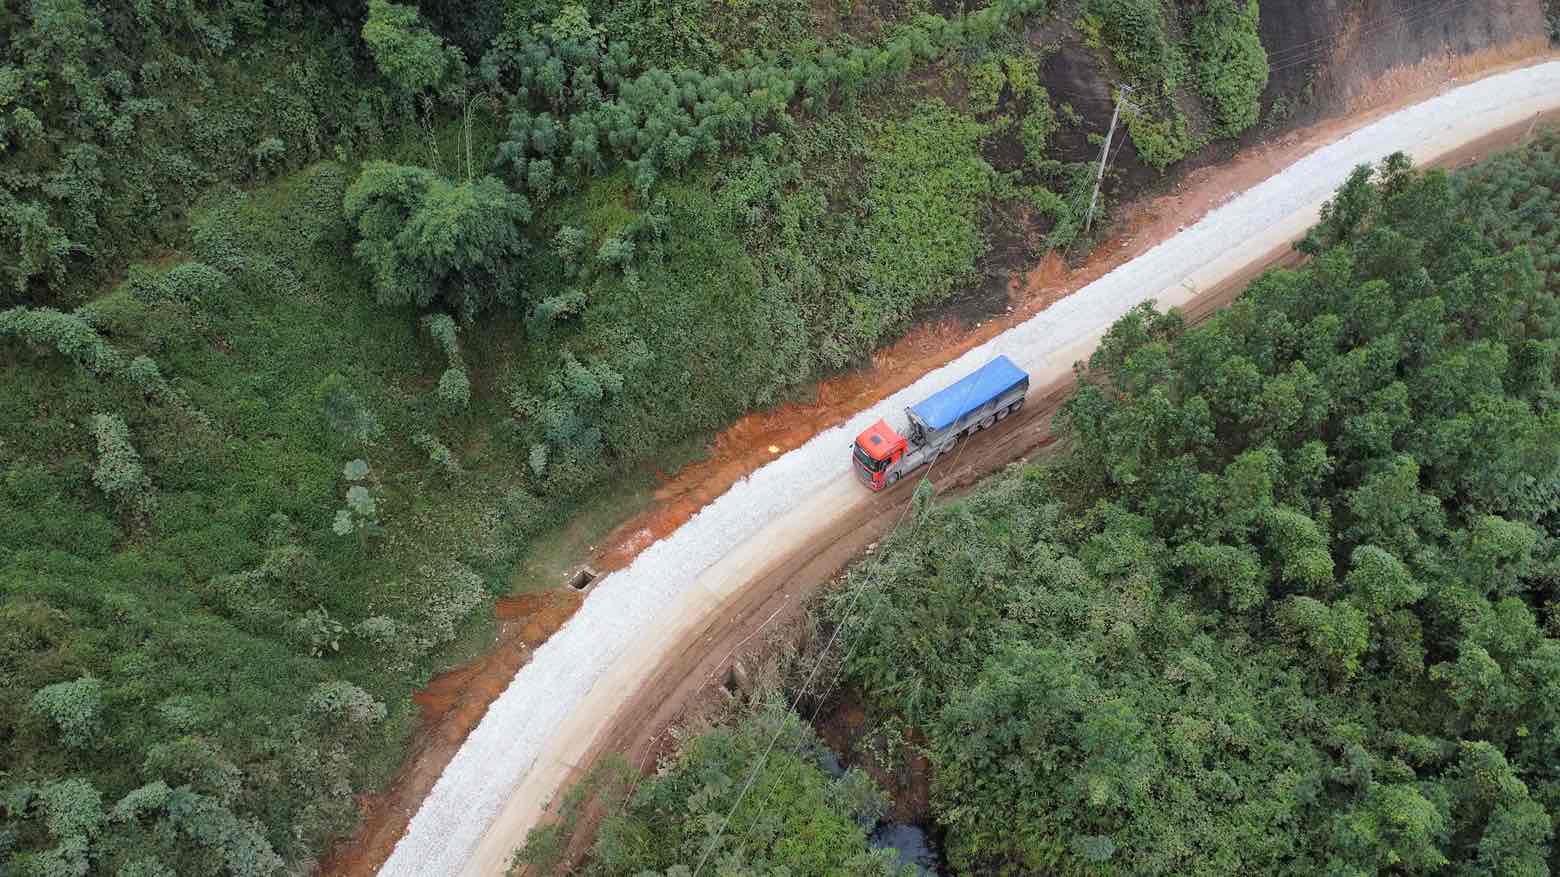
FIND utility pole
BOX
[1085,84,1132,235]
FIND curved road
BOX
[380,60,1560,877]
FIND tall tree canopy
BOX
[824,141,1560,875]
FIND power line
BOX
[1265,0,1475,76]
[1263,0,1465,65]
[803,386,990,730]
[726,382,1000,852]
[689,364,996,877]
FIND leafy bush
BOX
[292,606,346,658]
[29,677,103,750]
[413,432,462,476]
[967,56,1009,115]
[1190,0,1269,138]
[137,262,229,305]
[1022,164,1097,251]
[1124,107,1200,170]
[124,356,164,396]
[437,367,472,409]
[317,374,384,444]
[362,0,466,96]
[332,460,382,542]
[421,313,472,409]
[308,681,388,730]
[0,306,123,375]
[344,163,532,321]
[421,313,461,359]
[89,413,154,515]
[845,101,998,345]
[1082,0,1177,91]
[510,351,625,479]
[409,561,487,651]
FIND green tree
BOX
[361,0,463,96]
[343,162,531,321]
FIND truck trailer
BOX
[851,355,1029,491]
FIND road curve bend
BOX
[380,60,1560,877]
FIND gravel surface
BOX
[381,61,1560,876]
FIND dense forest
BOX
[545,135,1560,875]
[0,0,1281,873]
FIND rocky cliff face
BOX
[1262,0,1547,114]
[1025,0,1549,202]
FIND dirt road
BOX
[378,60,1560,877]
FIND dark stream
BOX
[814,741,948,874]
[869,822,944,874]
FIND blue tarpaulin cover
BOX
[909,355,1029,432]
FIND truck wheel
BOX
[887,471,899,486]
[979,415,996,430]
[1008,398,1024,415]
[995,406,1008,421]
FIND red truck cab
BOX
[852,419,906,490]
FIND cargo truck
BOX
[851,355,1029,491]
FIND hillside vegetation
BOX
[0,1,1275,873]
[550,134,1560,875]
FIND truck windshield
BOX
[853,442,887,472]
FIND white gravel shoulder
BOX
[381,61,1560,876]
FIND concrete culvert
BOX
[568,567,598,591]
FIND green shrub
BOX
[437,367,472,409]
[308,681,387,730]
[1125,107,1201,169]
[846,101,997,344]
[362,0,465,96]
[482,0,1052,207]
[317,374,384,444]
[343,163,532,321]
[0,306,124,375]
[1190,0,1269,138]
[1083,0,1176,90]
[143,262,229,304]
[558,704,899,875]
[1022,166,1096,251]
[291,606,346,658]
[420,314,471,409]
[412,432,462,475]
[421,313,460,359]
[29,676,104,750]
[35,777,105,847]
[2,3,398,306]
[89,413,154,515]
[125,356,164,396]
[409,560,487,652]
[1019,96,1059,165]
[332,460,382,543]
[967,56,1009,115]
